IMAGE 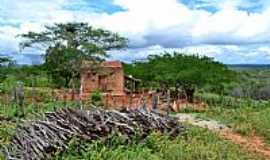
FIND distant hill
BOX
[228,64,270,70]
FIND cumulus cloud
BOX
[93,0,270,47]
[1,0,270,64]
[109,44,270,64]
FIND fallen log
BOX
[2,107,185,160]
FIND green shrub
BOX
[195,93,269,108]
[0,75,17,94]
[90,90,103,106]
[24,87,54,103]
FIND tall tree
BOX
[19,22,127,88]
[0,57,11,67]
[125,53,236,102]
[0,57,11,82]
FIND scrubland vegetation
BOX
[1,65,270,159]
[0,102,265,160]
[1,22,270,159]
[197,96,270,144]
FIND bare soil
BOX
[175,113,270,160]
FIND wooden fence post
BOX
[14,81,24,117]
[152,91,158,110]
[167,89,171,113]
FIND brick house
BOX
[55,60,174,110]
[81,61,125,95]
[79,60,151,108]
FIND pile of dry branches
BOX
[3,107,184,160]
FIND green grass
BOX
[0,101,83,119]
[193,93,270,145]
[53,126,264,160]
[200,105,270,144]
[0,100,268,159]
[0,121,17,146]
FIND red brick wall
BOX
[104,67,124,94]
[102,93,153,109]
[55,90,154,110]
[80,61,125,95]
[56,61,155,109]
[81,72,99,93]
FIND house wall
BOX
[104,67,125,94]
[55,61,156,109]
[81,71,99,93]
[80,61,125,95]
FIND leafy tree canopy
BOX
[125,52,236,102]
[0,56,15,77]
[19,22,127,88]
[0,57,11,66]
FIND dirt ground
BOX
[175,113,270,160]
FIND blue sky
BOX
[1,0,270,64]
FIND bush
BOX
[90,90,103,106]
[0,75,17,94]
[195,93,269,108]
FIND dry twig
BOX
[3,107,184,160]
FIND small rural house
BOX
[80,60,151,108]
[56,60,151,108]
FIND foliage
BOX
[125,53,236,102]
[0,75,17,94]
[0,56,11,67]
[19,22,127,88]
[229,69,270,100]
[53,127,262,160]
[0,65,48,91]
[0,57,12,82]
[0,120,17,150]
[90,90,103,106]
[202,105,270,144]
[0,101,80,120]
[195,93,269,108]
[0,99,268,159]
[195,93,270,144]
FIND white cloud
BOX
[93,0,207,47]
[88,0,270,48]
[109,44,270,64]
[192,7,270,44]
[1,0,270,64]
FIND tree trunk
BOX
[65,76,70,88]
[184,87,195,103]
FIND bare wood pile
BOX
[3,107,184,160]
